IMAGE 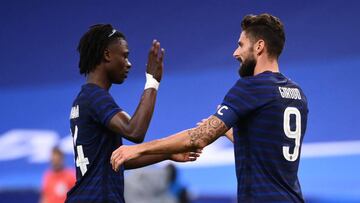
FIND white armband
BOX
[144,73,160,90]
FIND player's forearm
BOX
[138,116,229,155]
[110,116,228,172]
[108,89,157,143]
[225,128,234,143]
[119,40,163,143]
[124,154,169,170]
[124,89,157,142]
[137,130,197,156]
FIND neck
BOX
[86,65,111,90]
[53,165,64,173]
[253,56,279,76]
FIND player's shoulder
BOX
[237,71,281,85]
[282,76,307,97]
[277,75,308,106]
[231,71,284,92]
[81,83,109,97]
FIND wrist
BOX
[144,73,160,90]
[135,144,148,157]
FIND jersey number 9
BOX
[283,107,301,162]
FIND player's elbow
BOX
[120,127,146,143]
[132,137,144,144]
[127,136,144,144]
[127,132,145,143]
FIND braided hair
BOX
[77,24,126,75]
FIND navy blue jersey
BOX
[214,71,308,203]
[66,83,125,203]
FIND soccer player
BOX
[66,24,199,203]
[40,147,75,203]
[111,14,309,202]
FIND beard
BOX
[238,55,256,78]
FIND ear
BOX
[103,48,111,62]
[254,40,265,56]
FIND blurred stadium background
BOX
[0,0,359,202]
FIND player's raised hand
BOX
[146,39,164,82]
[111,145,141,172]
[170,149,202,162]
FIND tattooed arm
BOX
[110,116,229,171]
[197,117,234,143]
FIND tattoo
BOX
[188,116,228,148]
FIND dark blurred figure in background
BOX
[166,164,190,203]
[40,147,75,203]
[124,163,189,203]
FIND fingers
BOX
[155,41,160,56]
[149,39,160,56]
[110,148,126,172]
[110,152,118,170]
[149,39,164,60]
[159,48,165,62]
[115,157,125,171]
[188,152,199,161]
[189,150,202,159]
[146,39,164,75]
[112,157,125,172]
[188,152,200,158]
[149,39,156,56]
[188,157,197,161]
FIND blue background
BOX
[0,0,359,202]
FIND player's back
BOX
[66,83,125,203]
[224,71,308,202]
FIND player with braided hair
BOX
[66,24,200,203]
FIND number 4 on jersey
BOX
[72,125,89,176]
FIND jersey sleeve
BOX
[214,104,239,128]
[88,89,122,126]
[214,79,259,128]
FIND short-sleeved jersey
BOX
[214,71,308,203]
[66,83,125,203]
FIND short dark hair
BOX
[77,24,126,75]
[52,146,63,157]
[241,13,285,59]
